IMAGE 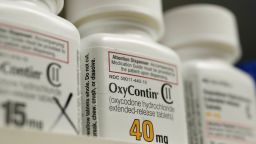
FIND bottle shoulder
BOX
[183,60,254,85]
[0,3,80,40]
[81,33,180,62]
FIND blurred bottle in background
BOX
[161,4,256,144]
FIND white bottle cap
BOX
[161,4,241,63]
[65,0,164,40]
[43,0,64,14]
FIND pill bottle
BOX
[161,4,256,144]
[0,0,80,135]
[66,0,188,143]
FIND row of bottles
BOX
[0,0,255,144]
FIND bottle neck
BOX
[175,44,237,65]
[6,0,56,14]
[77,18,157,41]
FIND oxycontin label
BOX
[81,47,187,144]
[0,22,79,134]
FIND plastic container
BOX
[0,0,80,135]
[161,4,256,144]
[66,0,188,143]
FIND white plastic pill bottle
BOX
[161,4,256,144]
[66,0,188,143]
[0,0,80,135]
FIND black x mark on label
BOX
[50,93,79,134]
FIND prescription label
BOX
[81,47,188,144]
[185,70,256,144]
[0,22,79,135]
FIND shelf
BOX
[0,128,132,144]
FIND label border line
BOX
[108,51,179,85]
[0,23,69,64]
